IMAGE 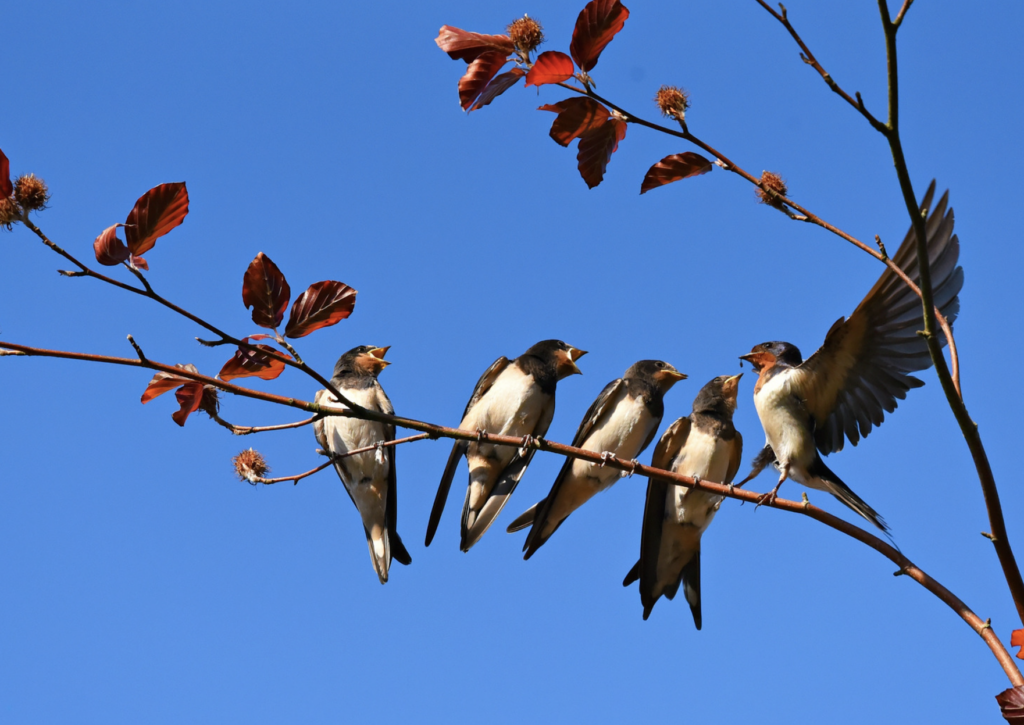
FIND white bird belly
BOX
[322,386,390,487]
[668,430,730,528]
[461,366,545,469]
[754,373,815,473]
[574,394,653,491]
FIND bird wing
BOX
[377,385,411,566]
[313,389,330,452]
[787,181,963,454]
[459,356,510,423]
[638,417,691,618]
[459,396,558,551]
[725,430,743,485]
[522,378,626,558]
[423,356,510,546]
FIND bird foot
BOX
[375,441,386,465]
[755,485,782,509]
[626,459,640,477]
[475,428,486,442]
[692,474,702,488]
[599,451,615,468]
[519,434,535,457]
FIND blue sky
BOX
[2,1,1023,722]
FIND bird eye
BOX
[656,362,664,368]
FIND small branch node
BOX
[801,492,810,509]
[875,234,888,259]
[58,269,87,277]
[981,618,992,631]
[126,334,147,361]
[982,531,998,542]
[0,349,27,356]
[893,567,908,577]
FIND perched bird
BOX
[623,374,744,627]
[314,345,412,584]
[508,360,687,560]
[739,182,963,531]
[424,340,586,552]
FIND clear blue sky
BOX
[2,1,1022,722]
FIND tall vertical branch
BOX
[875,0,1024,626]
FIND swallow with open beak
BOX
[739,182,963,531]
[314,345,412,583]
[425,340,586,551]
[508,360,687,560]
[622,374,743,627]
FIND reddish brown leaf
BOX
[93,224,130,266]
[470,68,526,112]
[124,182,189,257]
[0,148,11,198]
[435,26,514,63]
[640,152,714,194]
[570,0,630,72]
[218,338,291,382]
[577,118,626,188]
[997,686,1024,722]
[525,51,574,88]
[141,364,201,403]
[246,333,274,341]
[242,252,291,329]
[172,382,205,426]
[284,280,357,339]
[458,51,509,111]
[1012,629,1024,660]
[540,97,611,146]
[131,255,149,271]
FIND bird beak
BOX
[655,367,687,387]
[368,346,391,367]
[722,373,743,398]
[564,347,587,376]
[738,353,757,364]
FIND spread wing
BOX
[789,181,963,454]
[460,356,510,423]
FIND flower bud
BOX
[14,174,49,212]
[233,448,269,484]
[756,171,789,208]
[508,15,544,53]
[655,85,689,120]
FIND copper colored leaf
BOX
[539,97,611,146]
[284,280,357,339]
[242,252,291,329]
[1012,629,1024,660]
[435,26,514,62]
[0,148,11,198]
[124,182,189,257]
[577,118,626,188]
[525,51,575,88]
[470,68,526,112]
[640,152,714,194]
[218,339,290,382]
[570,0,630,72]
[997,686,1024,722]
[172,382,205,426]
[141,364,200,403]
[93,224,130,266]
[458,51,509,111]
[131,255,149,271]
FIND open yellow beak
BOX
[368,346,391,366]
[568,347,587,362]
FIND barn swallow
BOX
[314,345,412,584]
[739,182,963,531]
[508,360,686,560]
[424,340,586,551]
[622,374,743,627]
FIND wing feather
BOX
[789,181,963,454]
[460,357,510,423]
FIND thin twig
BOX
[253,433,431,485]
[126,334,147,361]
[876,0,1024,626]
[211,413,322,436]
[753,0,889,134]
[893,0,915,28]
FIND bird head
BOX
[739,341,802,373]
[693,374,743,416]
[627,360,687,391]
[525,339,587,379]
[333,345,391,380]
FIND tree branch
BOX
[210,413,322,436]
[16,212,358,410]
[2,337,1018,683]
[875,0,1024,627]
